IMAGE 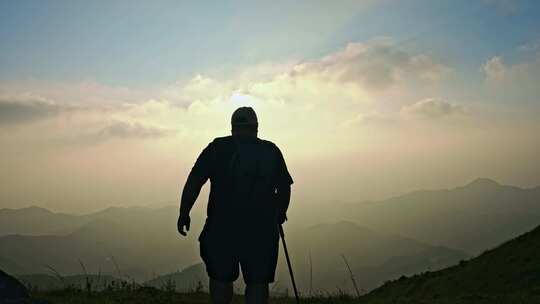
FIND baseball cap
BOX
[231,107,258,126]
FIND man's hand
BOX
[177,214,191,236]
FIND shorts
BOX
[199,222,279,284]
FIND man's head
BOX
[231,107,258,137]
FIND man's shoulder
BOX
[209,136,233,147]
[258,138,277,148]
[208,136,281,152]
[211,136,233,143]
[191,136,231,155]
[258,139,283,155]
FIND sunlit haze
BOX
[1,0,540,213]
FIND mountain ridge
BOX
[2,177,538,216]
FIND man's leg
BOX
[245,283,269,304]
[210,278,233,304]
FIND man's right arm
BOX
[178,143,215,236]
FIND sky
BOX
[1,0,540,213]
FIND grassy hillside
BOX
[31,289,359,304]
[19,274,121,291]
[145,264,207,292]
[360,224,540,303]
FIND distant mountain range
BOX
[282,221,467,293]
[0,206,200,280]
[291,178,540,254]
[0,206,89,236]
[1,178,538,293]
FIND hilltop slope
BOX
[362,224,540,303]
[145,263,207,292]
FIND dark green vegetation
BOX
[32,288,220,304]
[31,288,357,304]
[19,274,121,292]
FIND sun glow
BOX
[229,92,257,108]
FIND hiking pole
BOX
[279,224,300,304]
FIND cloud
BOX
[341,112,395,128]
[483,56,506,81]
[161,75,235,108]
[482,55,540,100]
[518,39,540,52]
[401,98,466,119]
[0,80,155,106]
[98,120,171,139]
[288,40,450,90]
[0,93,175,144]
[0,40,453,150]
[483,55,540,82]
[78,120,174,144]
[0,95,65,125]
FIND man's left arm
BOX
[276,185,291,224]
[274,145,293,224]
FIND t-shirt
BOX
[189,135,293,228]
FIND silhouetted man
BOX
[177,107,293,304]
